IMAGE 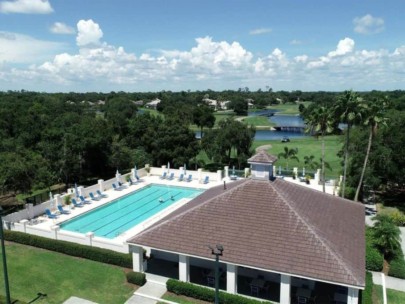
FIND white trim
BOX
[127,244,365,290]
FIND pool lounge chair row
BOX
[160,172,194,182]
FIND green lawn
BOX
[253,135,343,179]
[267,102,311,115]
[241,116,275,128]
[374,285,405,304]
[0,243,134,304]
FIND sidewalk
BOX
[124,274,169,304]
[371,272,405,292]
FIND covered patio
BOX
[127,150,365,304]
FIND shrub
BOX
[361,272,373,304]
[366,244,384,271]
[388,257,405,279]
[389,210,405,227]
[4,231,132,268]
[126,271,146,286]
[166,279,269,304]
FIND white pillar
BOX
[198,168,202,181]
[244,168,250,178]
[273,166,277,177]
[348,287,359,304]
[293,167,298,177]
[85,232,94,246]
[20,219,28,233]
[224,166,229,178]
[54,194,62,206]
[179,255,190,282]
[280,274,291,304]
[131,168,136,180]
[51,225,60,240]
[131,246,144,272]
[217,170,222,182]
[115,170,121,183]
[226,264,237,294]
[78,186,84,197]
[98,179,104,192]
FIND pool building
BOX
[127,150,365,304]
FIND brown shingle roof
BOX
[128,179,365,288]
[248,149,277,163]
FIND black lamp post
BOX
[0,206,11,304]
[209,244,224,304]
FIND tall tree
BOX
[278,147,299,172]
[334,90,362,198]
[305,105,336,192]
[372,214,401,259]
[354,98,389,201]
[193,105,215,138]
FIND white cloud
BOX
[0,0,53,14]
[0,31,64,63]
[328,38,355,57]
[50,22,75,35]
[290,39,302,45]
[76,19,103,47]
[353,14,384,34]
[249,28,272,35]
[1,23,404,92]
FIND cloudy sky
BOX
[0,0,404,92]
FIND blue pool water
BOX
[60,184,203,239]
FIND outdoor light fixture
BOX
[0,206,11,304]
[208,244,224,304]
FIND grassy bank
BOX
[254,135,343,179]
[0,242,134,304]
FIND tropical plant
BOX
[334,90,362,198]
[354,98,389,201]
[304,105,337,192]
[304,155,319,171]
[372,214,401,259]
[278,147,299,173]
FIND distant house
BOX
[133,100,144,106]
[128,150,365,304]
[145,98,161,109]
[203,98,230,111]
[246,98,255,108]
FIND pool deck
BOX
[29,175,222,240]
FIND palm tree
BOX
[334,90,362,198]
[278,147,299,174]
[372,214,401,259]
[304,105,336,192]
[354,98,388,202]
[304,155,319,172]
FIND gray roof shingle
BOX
[248,149,277,163]
[128,178,365,288]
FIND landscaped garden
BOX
[0,242,134,304]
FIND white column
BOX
[293,167,298,177]
[244,167,250,178]
[347,287,359,304]
[78,186,84,197]
[224,166,229,178]
[85,232,94,246]
[226,264,237,294]
[131,246,144,272]
[54,194,62,206]
[115,170,121,183]
[51,225,60,240]
[131,168,136,180]
[217,170,222,182]
[98,179,104,192]
[198,168,202,181]
[20,219,28,233]
[280,274,291,304]
[179,255,190,282]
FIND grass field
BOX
[254,135,343,179]
[0,243,134,304]
[240,116,275,128]
[375,285,405,304]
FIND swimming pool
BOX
[60,184,203,239]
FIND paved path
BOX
[371,272,405,292]
[124,274,169,304]
[255,144,272,152]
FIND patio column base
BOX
[226,264,237,294]
[179,254,189,282]
[130,245,144,272]
[280,274,291,304]
[348,287,359,304]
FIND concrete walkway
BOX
[371,272,405,292]
[124,274,169,304]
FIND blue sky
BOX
[0,0,404,92]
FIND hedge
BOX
[126,271,147,286]
[366,244,384,271]
[388,257,405,279]
[361,272,373,304]
[4,230,132,268]
[166,279,270,304]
